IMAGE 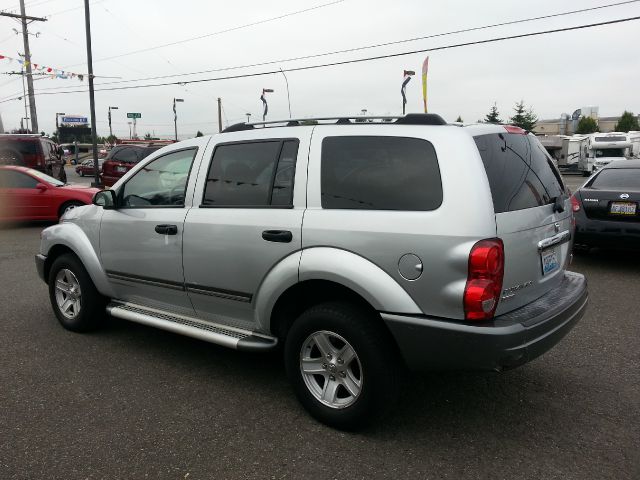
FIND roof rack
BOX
[222,113,447,133]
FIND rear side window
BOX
[590,168,640,189]
[321,136,442,211]
[0,139,39,156]
[203,139,298,207]
[474,133,564,213]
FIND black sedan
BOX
[572,159,640,249]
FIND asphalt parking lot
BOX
[0,172,638,479]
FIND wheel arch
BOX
[265,247,422,341]
[40,223,115,297]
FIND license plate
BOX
[541,248,559,276]
[116,166,127,173]
[609,202,636,215]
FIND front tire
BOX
[58,201,84,220]
[284,302,399,430]
[48,253,106,332]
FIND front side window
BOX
[321,136,442,211]
[0,170,39,189]
[203,140,298,207]
[120,148,197,207]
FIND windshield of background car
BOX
[589,168,640,189]
[474,133,565,213]
[26,168,65,186]
[595,149,626,158]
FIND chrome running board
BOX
[106,302,277,352]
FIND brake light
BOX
[503,125,527,135]
[570,194,580,212]
[464,239,504,321]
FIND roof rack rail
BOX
[221,113,447,133]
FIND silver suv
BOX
[35,114,588,429]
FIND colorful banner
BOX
[422,57,429,113]
[0,53,85,80]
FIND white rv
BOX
[560,135,588,172]
[579,133,631,176]
[627,131,640,158]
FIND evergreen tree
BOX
[614,111,640,132]
[485,103,502,124]
[455,116,463,123]
[510,100,537,131]
[576,117,598,135]
[196,131,204,137]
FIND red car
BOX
[0,166,99,222]
[101,143,169,186]
[75,159,104,177]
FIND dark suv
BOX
[0,134,61,174]
[101,143,168,187]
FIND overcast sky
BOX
[1,0,639,139]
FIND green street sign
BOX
[127,112,141,119]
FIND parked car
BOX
[35,115,588,429]
[572,159,640,250]
[76,159,104,177]
[0,165,99,221]
[100,143,169,186]
[0,134,62,174]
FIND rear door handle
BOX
[155,224,178,235]
[262,230,293,243]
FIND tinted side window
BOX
[0,170,38,188]
[203,141,286,206]
[121,148,197,207]
[321,136,442,211]
[474,133,562,213]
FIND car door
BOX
[99,138,207,316]
[0,169,47,219]
[183,130,310,331]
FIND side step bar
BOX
[107,302,278,352]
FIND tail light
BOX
[570,194,580,212]
[464,239,504,321]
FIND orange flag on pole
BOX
[422,57,429,113]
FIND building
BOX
[534,110,640,135]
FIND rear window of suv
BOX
[107,146,160,163]
[474,133,564,213]
[321,136,442,211]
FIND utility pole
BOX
[17,0,46,134]
[83,0,100,187]
[245,113,251,124]
[173,98,184,141]
[217,98,222,133]
[108,106,118,138]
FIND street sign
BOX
[127,113,142,119]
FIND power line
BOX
[1,15,639,104]
[23,0,640,94]
[62,0,347,68]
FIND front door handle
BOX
[155,224,178,235]
[262,230,293,243]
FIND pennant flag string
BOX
[0,53,86,81]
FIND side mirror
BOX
[93,189,117,209]
[36,183,48,192]
[57,147,65,157]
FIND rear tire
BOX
[48,253,107,332]
[284,302,399,430]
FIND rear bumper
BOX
[383,271,588,372]
[575,215,640,248]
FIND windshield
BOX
[595,149,626,158]
[26,168,65,186]
[590,168,640,189]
